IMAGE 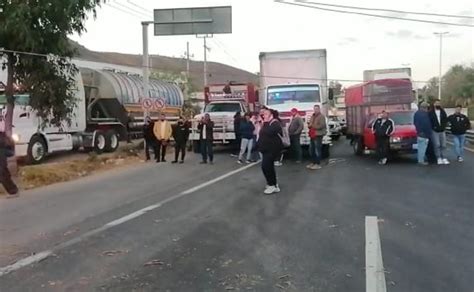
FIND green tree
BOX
[0,0,102,135]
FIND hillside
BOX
[71,41,258,89]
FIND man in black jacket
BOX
[143,116,158,161]
[429,99,449,165]
[198,113,215,164]
[372,110,394,165]
[448,105,471,162]
[0,131,18,197]
[172,116,190,164]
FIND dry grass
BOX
[0,143,145,194]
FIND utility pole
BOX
[186,41,190,78]
[434,32,449,101]
[203,36,208,87]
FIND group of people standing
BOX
[143,114,190,164]
[231,105,328,194]
[414,100,471,165]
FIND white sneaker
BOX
[275,185,281,192]
[274,161,283,167]
[264,185,279,195]
[381,158,387,165]
[442,158,450,165]
[437,158,444,165]
[458,157,464,162]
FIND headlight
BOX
[11,133,20,143]
[390,136,401,143]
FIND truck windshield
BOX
[390,111,414,125]
[267,85,320,105]
[205,103,241,113]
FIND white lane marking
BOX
[0,163,258,277]
[365,216,387,292]
[446,141,474,153]
[0,251,52,277]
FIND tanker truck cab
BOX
[0,72,89,164]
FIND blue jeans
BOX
[310,136,323,165]
[453,134,466,158]
[200,140,214,162]
[416,136,429,163]
[431,131,447,159]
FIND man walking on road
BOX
[237,113,255,164]
[172,116,190,164]
[414,102,432,165]
[143,116,158,162]
[307,105,327,170]
[372,110,394,165]
[198,113,215,164]
[153,113,172,163]
[429,99,449,165]
[448,105,471,162]
[288,108,304,163]
[0,131,18,198]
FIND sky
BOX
[70,0,474,88]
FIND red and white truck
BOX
[259,49,330,145]
[190,82,258,150]
[345,78,418,156]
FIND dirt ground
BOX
[0,142,146,195]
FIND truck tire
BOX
[192,141,201,154]
[94,131,107,154]
[27,135,47,164]
[105,130,120,153]
[353,136,364,156]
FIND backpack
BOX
[270,119,290,148]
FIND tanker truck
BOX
[0,60,184,164]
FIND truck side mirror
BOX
[328,88,334,100]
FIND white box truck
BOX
[259,49,329,145]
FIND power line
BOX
[298,0,474,19]
[210,39,240,65]
[0,48,432,84]
[105,2,144,20]
[110,0,152,19]
[124,0,151,14]
[275,0,474,28]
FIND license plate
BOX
[412,144,418,150]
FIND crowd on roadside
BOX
[371,100,471,166]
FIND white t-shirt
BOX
[435,109,441,125]
[202,123,207,139]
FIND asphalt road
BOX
[0,141,473,292]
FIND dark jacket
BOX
[233,115,241,137]
[172,122,190,144]
[288,115,304,136]
[413,110,432,138]
[448,113,471,135]
[257,119,283,154]
[0,132,15,157]
[143,121,156,142]
[372,118,394,138]
[240,120,255,139]
[198,120,214,141]
[429,108,448,132]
